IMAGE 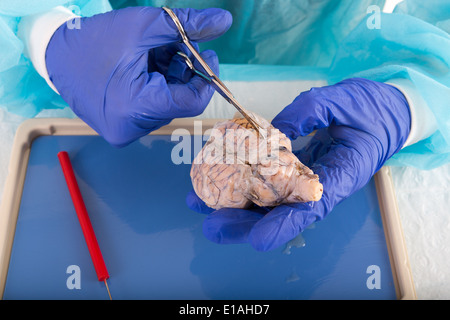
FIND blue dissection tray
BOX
[0,119,414,300]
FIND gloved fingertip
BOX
[202,209,264,245]
[101,128,137,149]
[202,216,225,244]
[248,226,283,252]
[271,117,301,140]
[248,205,307,251]
[186,189,215,214]
[292,128,333,165]
[199,8,233,26]
[179,8,233,42]
[167,54,194,84]
[272,88,332,139]
[174,50,218,115]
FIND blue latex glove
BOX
[187,78,411,251]
[46,7,232,147]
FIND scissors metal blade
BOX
[176,52,265,137]
[162,6,265,137]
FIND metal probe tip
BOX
[104,279,112,300]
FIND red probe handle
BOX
[58,151,109,282]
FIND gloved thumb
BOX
[271,87,334,140]
[140,7,232,47]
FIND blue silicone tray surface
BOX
[3,134,396,300]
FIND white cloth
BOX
[17,6,78,93]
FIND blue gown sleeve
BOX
[0,0,112,118]
[327,8,450,170]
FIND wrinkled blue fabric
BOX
[394,0,450,34]
[116,0,385,67]
[1,0,449,168]
[0,1,112,117]
[327,12,450,170]
[187,78,411,251]
[46,6,232,147]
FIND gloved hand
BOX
[187,78,411,251]
[46,7,232,147]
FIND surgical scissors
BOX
[162,6,265,137]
